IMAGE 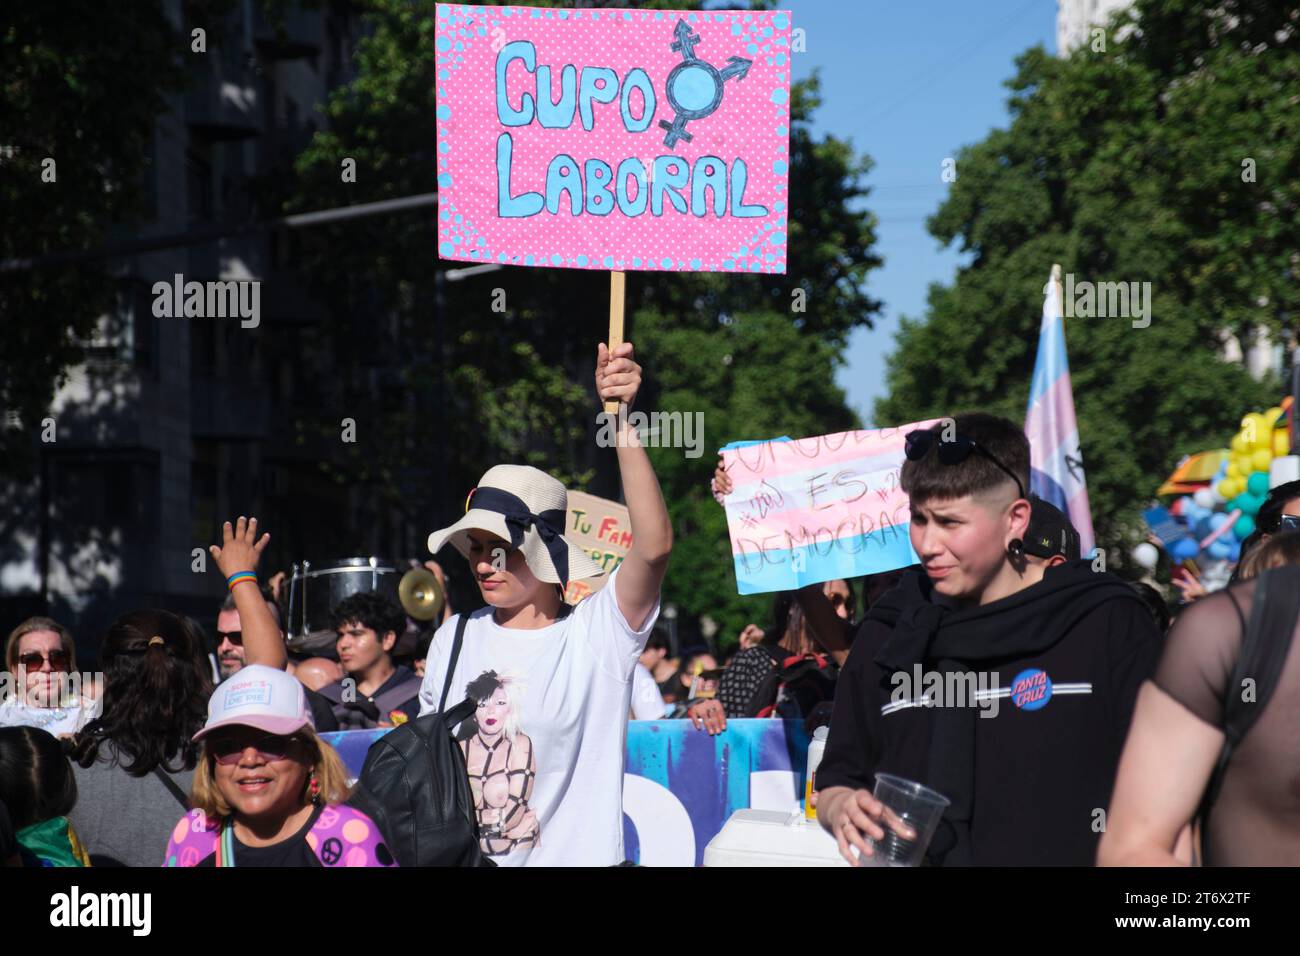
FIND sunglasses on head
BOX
[17,650,69,672]
[904,430,1028,501]
[207,733,301,766]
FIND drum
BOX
[286,557,402,657]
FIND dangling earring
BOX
[1007,538,1025,560]
[308,771,321,806]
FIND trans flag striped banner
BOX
[1025,267,1096,555]
[719,422,939,594]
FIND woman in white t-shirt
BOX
[418,341,671,867]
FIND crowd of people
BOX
[2,343,1298,868]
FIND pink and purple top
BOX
[164,804,396,868]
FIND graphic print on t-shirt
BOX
[456,669,540,856]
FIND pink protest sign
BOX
[719,422,941,594]
[435,4,792,273]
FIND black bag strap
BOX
[437,613,470,714]
[152,766,190,811]
[443,696,475,729]
[1198,566,1300,825]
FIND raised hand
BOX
[209,516,270,580]
[210,516,285,670]
[711,454,733,502]
[737,623,764,650]
[595,341,642,410]
[1172,567,1206,604]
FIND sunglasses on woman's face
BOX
[208,734,301,766]
[904,430,1028,501]
[18,650,69,672]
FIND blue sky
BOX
[784,0,1058,425]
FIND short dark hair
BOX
[900,412,1031,505]
[329,591,406,641]
[1232,480,1300,581]
[1253,479,1300,535]
[644,628,671,654]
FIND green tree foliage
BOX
[0,1,231,476]
[876,0,1296,566]
[285,0,882,645]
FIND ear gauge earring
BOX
[1007,538,1025,560]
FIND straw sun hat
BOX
[427,465,604,586]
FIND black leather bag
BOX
[346,615,493,867]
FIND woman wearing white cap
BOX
[164,663,396,867]
[418,341,672,866]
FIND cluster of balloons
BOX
[1167,494,1241,562]
[1133,408,1291,571]
[1214,406,1289,540]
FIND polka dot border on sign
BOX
[435,5,791,273]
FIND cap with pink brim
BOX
[192,664,315,742]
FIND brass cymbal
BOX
[398,566,444,622]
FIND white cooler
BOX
[703,809,849,867]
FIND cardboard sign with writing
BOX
[719,422,939,594]
[566,490,632,604]
[435,4,792,273]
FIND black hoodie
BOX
[816,559,1161,866]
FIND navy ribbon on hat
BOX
[469,487,571,585]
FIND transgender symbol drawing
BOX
[659,19,752,149]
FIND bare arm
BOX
[596,342,672,632]
[208,516,287,671]
[1097,681,1223,866]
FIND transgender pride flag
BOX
[1025,266,1096,554]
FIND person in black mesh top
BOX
[1100,532,1300,866]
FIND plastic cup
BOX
[861,774,950,867]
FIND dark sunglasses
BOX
[1278,514,1300,532]
[904,430,1028,501]
[17,650,69,671]
[207,733,301,766]
[216,630,243,647]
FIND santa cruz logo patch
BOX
[1010,668,1052,710]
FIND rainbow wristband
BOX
[226,571,257,591]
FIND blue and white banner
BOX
[322,718,810,867]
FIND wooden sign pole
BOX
[604,271,626,415]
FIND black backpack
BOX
[346,615,492,867]
[746,645,838,719]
